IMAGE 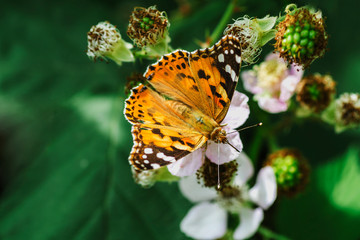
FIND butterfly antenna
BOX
[225,139,241,153]
[225,122,263,153]
[227,122,263,135]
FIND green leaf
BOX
[256,16,277,32]
[274,147,360,240]
[0,2,192,239]
[316,147,360,216]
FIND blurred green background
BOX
[0,0,359,239]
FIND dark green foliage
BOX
[0,0,359,239]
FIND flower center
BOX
[256,58,287,90]
[216,185,248,213]
[197,158,238,188]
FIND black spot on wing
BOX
[197,69,210,80]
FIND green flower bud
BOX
[127,5,170,55]
[296,74,336,113]
[274,6,328,69]
[265,149,310,197]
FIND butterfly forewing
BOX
[144,50,213,117]
[189,35,242,122]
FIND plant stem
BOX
[209,0,237,44]
[248,127,264,166]
[258,226,291,240]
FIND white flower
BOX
[167,91,250,177]
[179,153,277,240]
[241,53,303,113]
[87,21,134,65]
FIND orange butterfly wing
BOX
[125,84,208,169]
[125,35,242,170]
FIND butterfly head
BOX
[210,126,227,144]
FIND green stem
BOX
[258,226,291,240]
[267,134,280,152]
[248,127,264,166]
[209,0,237,44]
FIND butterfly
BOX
[124,35,242,170]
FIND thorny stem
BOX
[209,0,238,45]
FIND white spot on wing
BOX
[236,55,241,64]
[225,64,238,82]
[225,64,231,73]
[156,152,164,158]
[164,156,175,161]
[144,148,153,154]
[218,53,225,62]
[231,70,237,82]
[151,163,161,169]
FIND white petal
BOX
[233,207,264,240]
[167,148,204,177]
[222,91,250,129]
[181,202,227,240]
[206,132,242,165]
[179,174,217,203]
[289,63,304,79]
[241,71,263,94]
[257,96,288,113]
[233,152,254,186]
[249,166,277,209]
[279,75,301,102]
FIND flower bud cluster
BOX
[87,21,134,65]
[274,8,328,69]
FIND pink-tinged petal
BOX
[222,91,250,130]
[241,70,263,94]
[249,166,277,210]
[179,174,217,203]
[265,52,282,62]
[180,202,227,240]
[279,75,301,102]
[257,96,288,113]
[233,152,254,186]
[206,132,242,165]
[233,207,264,240]
[289,64,304,79]
[167,148,204,177]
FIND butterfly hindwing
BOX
[130,125,207,170]
[125,84,209,170]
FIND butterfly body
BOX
[125,35,242,170]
